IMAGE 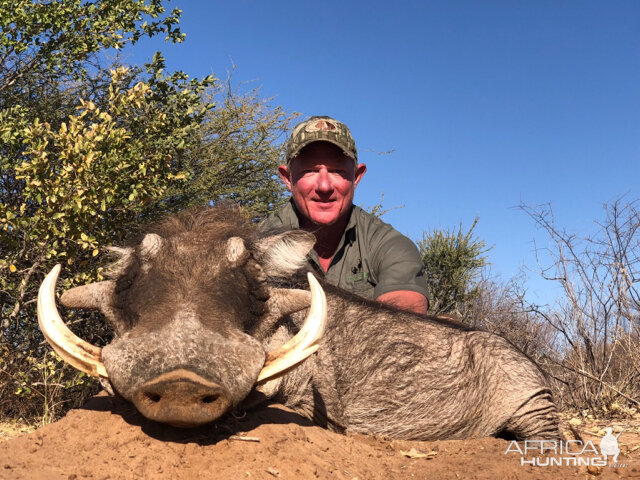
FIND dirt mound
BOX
[0,395,637,479]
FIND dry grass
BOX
[0,419,36,443]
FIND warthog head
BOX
[37,206,326,427]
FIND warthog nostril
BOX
[201,395,217,404]
[145,392,161,403]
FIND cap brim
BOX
[287,139,357,163]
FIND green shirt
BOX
[260,200,428,301]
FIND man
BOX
[261,116,429,315]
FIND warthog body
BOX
[43,206,559,440]
[270,289,558,440]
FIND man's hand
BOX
[376,290,428,315]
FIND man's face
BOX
[278,142,367,228]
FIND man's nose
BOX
[315,170,333,193]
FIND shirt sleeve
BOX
[371,232,429,300]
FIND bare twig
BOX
[228,435,260,442]
[9,257,43,319]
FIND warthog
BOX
[38,206,560,440]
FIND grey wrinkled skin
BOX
[259,285,561,441]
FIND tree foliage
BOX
[169,74,296,219]
[0,1,294,422]
[1,0,183,94]
[419,218,490,318]
[362,192,403,219]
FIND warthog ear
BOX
[226,236,249,266]
[139,233,163,258]
[254,230,316,277]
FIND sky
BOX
[125,0,640,305]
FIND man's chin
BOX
[308,211,341,226]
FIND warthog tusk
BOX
[37,265,108,379]
[256,272,327,383]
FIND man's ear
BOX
[278,165,293,191]
[354,163,367,187]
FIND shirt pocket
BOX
[345,272,375,300]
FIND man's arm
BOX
[376,290,428,315]
[369,226,430,315]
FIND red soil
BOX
[1,394,638,480]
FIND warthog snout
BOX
[132,369,232,428]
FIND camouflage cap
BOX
[286,116,357,163]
